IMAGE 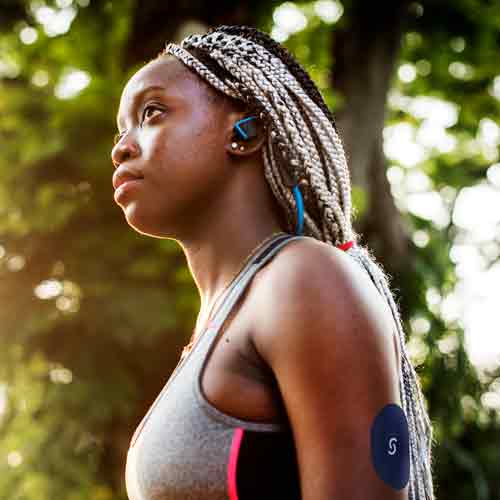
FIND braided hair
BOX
[159,24,436,500]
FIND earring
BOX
[231,142,238,150]
[239,145,245,151]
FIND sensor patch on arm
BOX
[370,403,410,490]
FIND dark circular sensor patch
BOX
[371,403,410,490]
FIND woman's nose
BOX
[111,133,140,168]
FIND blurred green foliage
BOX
[0,1,500,499]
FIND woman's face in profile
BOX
[111,55,236,239]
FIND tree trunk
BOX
[332,1,412,278]
[124,0,270,68]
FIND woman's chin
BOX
[121,205,174,238]
[119,201,146,229]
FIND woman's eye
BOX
[141,105,163,124]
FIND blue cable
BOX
[292,184,304,235]
[235,116,304,235]
[234,117,256,140]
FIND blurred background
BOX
[0,0,499,498]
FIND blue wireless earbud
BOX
[233,115,304,236]
[233,116,258,141]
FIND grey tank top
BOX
[125,233,305,500]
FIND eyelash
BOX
[141,104,163,124]
[113,104,164,145]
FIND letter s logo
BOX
[372,404,409,489]
[388,437,398,455]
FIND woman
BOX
[111,25,435,500]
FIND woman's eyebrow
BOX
[116,84,167,130]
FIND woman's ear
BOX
[223,112,267,157]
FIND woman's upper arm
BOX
[252,244,409,500]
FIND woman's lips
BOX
[114,178,143,202]
[112,166,144,190]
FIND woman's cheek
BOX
[141,129,170,165]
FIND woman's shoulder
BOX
[253,235,381,313]
[249,235,397,373]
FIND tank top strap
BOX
[207,233,305,333]
[174,233,302,369]
[188,233,306,431]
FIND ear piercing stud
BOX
[231,142,245,151]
